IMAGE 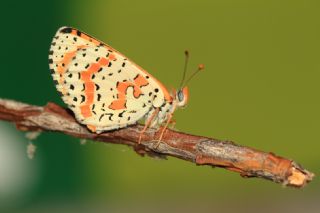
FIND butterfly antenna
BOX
[179,50,190,88]
[182,64,204,87]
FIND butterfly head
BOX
[175,87,189,107]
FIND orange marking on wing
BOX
[117,82,133,97]
[133,66,172,101]
[98,57,109,66]
[81,32,100,45]
[118,82,143,99]
[81,33,90,40]
[134,74,149,87]
[80,70,96,117]
[71,29,77,36]
[57,50,77,74]
[79,59,108,118]
[85,82,95,103]
[57,45,87,95]
[108,99,126,110]
[80,105,92,118]
[81,72,91,82]
[91,39,100,45]
[108,54,116,61]
[105,48,171,101]
[108,75,149,110]
[88,63,100,72]
[87,124,97,132]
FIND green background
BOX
[0,0,319,212]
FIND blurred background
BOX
[0,0,319,212]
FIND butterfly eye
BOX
[177,90,184,102]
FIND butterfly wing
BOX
[49,27,172,132]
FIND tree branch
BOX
[0,98,314,188]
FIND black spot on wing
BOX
[81,95,85,103]
[60,27,72,33]
[133,74,139,80]
[49,69,55,74]
[99,114,105,121]
[95,84,100,90]
[99,113,114,121]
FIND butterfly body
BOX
[49,27,188,134]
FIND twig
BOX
[0,98,314,188]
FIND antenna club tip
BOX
[184,50,189,57]
[198,64,205,70]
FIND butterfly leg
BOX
[138,108,160,144]
[168,119,176,129]
[155,113,173,148]
[155,103,177,148]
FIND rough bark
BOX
[0,98,314,188]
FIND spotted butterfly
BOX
[49,27,200,142]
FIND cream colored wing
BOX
[49,27,171,132]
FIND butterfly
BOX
[48,27,203,144]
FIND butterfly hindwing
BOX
[49,27,170,132]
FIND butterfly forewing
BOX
[49,27,168,132]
